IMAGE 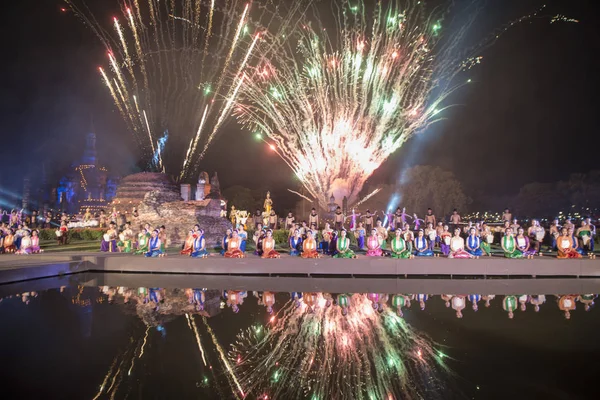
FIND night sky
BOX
[0,0,598,210]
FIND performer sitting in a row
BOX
[261,230,280,258]
[301,230,321,258]
[145,230,165,257]
[224,230,245,258]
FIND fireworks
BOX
[230,294,450,399]
[66,0,297,178]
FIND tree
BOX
[221,186,260,212]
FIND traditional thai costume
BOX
[17,235,32,254]
[119,229,134,253]
[530,295,546,312]
[557,236,582,258]
[440,232,451,256]
[449,237,473,259]
[503,295,518,318]
[289,235,302,256]
[321,228,333,254]
[578,294,596,311]
[301,238,320,258]
[480,229,493,255]
[192,236,209,258]
[355,227,366,249]
[559,295,576,318]
[425,228,437,251]
[375,226,388,250]
[363,215,373,233]
[261,237,280,258]
[466,235,483,257]
[468,294,482,311]
[334,211,344,230]
[308,212,319,229]
[224,237,245,258]
[159,231,167,253]
[220,234,230,256]
[180,233,194,255]
[333,237,355,258]
[502,235,523,258]
[192,289,205,310]
[101,230,118,252]
[366,235,383,256]
[452,295,466,318]
[135,232,149,254]
[145,236,163,257]
[516,235,536,256]
[390,236,410,259]
[416,294,429,310]
[571,235,585,255]
[30,235,41,253]
[414,236,434,256]
[578,228,593,254]
[238,230,248,252]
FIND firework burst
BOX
[66,0,303,178]
[230,294,451,399]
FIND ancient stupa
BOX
[109,172,231,247]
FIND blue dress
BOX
[289,236,303,256]
[145,237,163,257]
[239,231,248,252]
[414,236,434,256]
[191,236,209,258]
[466,236,483,257]
[220,235,229,256]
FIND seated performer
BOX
[261,230,280,258]
[440,225,452,256]
[101,223,118,253]
[501,228,523,258]
[333,229,355,258]
[480,223,493,256]
[221,228,232,256]
[424,223,437,252]
[224,230,245,258]
[144,230,164,257]
[238,226,248,252]
[321,223,334,255]
[58,221,69,245]
[3,229,16,253]
[576,221,593,255]
[390,229,411,259]
[16,230,33,254]
[30,230,42,253]
[465,228,483,258]
[192,229,209,258]
[366,229,383,256]
[568,227,584,255]
[354,222,366,250]
[118,223,134,253]
[448,228,473,259]
[375,219,388,250]
[135,228,150,254]
[557,227,582,259]
[301,230,321,258]
[528,220,545,255]
[289,229,303,256]
[516,228,536,258]
[414,229,434,256]
[181,230,195,255]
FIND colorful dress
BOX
[238,230,248,252]
[334,237,355,258]
[101,230,118,253]
[135,233,149,255]
[366,235,383,256]
[502,236,523,258]
[516,236,536,256]
[503,295,518,318]
[440,233,451,256]
[30,236,41,253]
[578,229,593,254]
[480,230,493,255]
[145,237,163,257]
[390,236,410,259]
[355,227,366,249]
[414,236,434,256]
[192,236,209,258]
[261,237,280,258]
[289,236,303,256]
[391,294,409,316]
[220,235,230,256]
[466,235,483,257]
[557,236,582,259]
[301,238,321,258]
[180,234,194,255]
[224,237,245,258]
[449,237,473,259]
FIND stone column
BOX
[180,184,191,201]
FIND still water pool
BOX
[1,273,598,400]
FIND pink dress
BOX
[448,237,473,259]
[31,237,41,253]
[366,236,383,256]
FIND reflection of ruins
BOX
[55,132,118,214]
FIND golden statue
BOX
[263,191,273,214]
[230,205,237,225]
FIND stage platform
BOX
[1,252,600,285]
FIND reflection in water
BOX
[1,282,598,399]
[230,293,451,400]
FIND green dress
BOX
[480,234,492,255]
[502,236,522,258]
[390,237,410,259]
[334,237,355,258]
[135,234,149,255]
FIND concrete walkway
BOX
[1,252,600,285]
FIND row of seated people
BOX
[0,227,43,254]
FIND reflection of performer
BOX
[558,295,576,319]
[530,295,546,312]
[503,295,518,319]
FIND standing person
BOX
[285,212,295,230]
[308,208,319,229]
[502,208,512,223]
[449,209,461,232]
[58,221,69,246]
[268,210,277,230]
[334,207,344,230]
[394,207,404,229]
[363,210,374,233]
[253,209,263,230]
[425,208,436,228]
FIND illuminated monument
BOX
[56,132,118,214]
